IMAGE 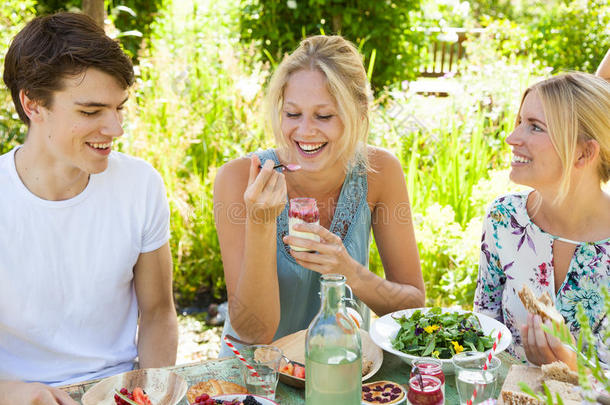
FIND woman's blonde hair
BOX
[265,35,372,172]
[516,72,610,203]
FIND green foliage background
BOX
[239,0,426,90]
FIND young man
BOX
[0,12,178,404]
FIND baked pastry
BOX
[362,358,373,376]
[541,361,579,385]
[501,390,540,405]
[362,380,405,404]
[187,380,247,403]
[518,285,564,324]
[543,380,581,404]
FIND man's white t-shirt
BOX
[0,147,170,386]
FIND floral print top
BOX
[474,192,610,364]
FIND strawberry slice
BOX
[132,387,152,405]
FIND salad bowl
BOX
[370,307,512,374]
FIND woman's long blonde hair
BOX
[265,35,372,172]
[517,72,610,203]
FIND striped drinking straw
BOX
[466,330,502,405]
[223,336,276,396]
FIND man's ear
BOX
[19,90,45,123]
[575,139,600,169]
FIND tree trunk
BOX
[332,14,342,33]
[82,0,105,29]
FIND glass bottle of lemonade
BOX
[305,274,362,405]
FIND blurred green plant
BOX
[117,0,271,305]
[238,0,426,91]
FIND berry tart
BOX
[362,381,406,404]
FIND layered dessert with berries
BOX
[362,381,406,404]
[288,198,320,252]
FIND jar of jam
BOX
[406,375,443,405]
[410,358,445,397]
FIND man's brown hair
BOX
[2,12,134,125]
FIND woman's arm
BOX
[213,156,286,343]
[285,147,425,315]
[596,48,610,80]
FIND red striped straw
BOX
[466,331,502,405]
[223,336,275,396]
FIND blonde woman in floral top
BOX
[474,72,610,371]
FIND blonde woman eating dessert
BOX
[213,35,425,355]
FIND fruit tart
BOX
[362,380,406,404]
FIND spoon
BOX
[259,163,301,172]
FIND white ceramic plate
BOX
[370,307,512,374]
[212,394,279,404]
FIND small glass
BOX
[238,344,283,400]
[411,358,445,397]
[452,351,501,405]
[288,198,320,252]
[407,375,443,405]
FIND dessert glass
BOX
[288,198,320,252]
[410,358,445,397]
[406,375,443,405]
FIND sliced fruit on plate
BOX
[280,362,294,376]
[293,364,305,379]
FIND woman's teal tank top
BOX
[218,149,372,357]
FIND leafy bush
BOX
[0,0,35,155]
[239,0,426,90]
[35,0,165,60]
[477,0,610,73]
[528,0,610,73]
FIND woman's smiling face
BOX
[280,69,345,172]
[506,90,563,190]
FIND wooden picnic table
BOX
[62,351,519,404]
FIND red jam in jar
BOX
[410,358,445,396]
[407,375,443,405]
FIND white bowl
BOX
[212,394,279,404]
[369,307,512,374]
[81,368,187,405]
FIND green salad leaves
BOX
[391,307,495,359]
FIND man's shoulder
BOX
[0,147,16,166]
[0,148,18,185]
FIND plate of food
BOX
[370,307,511,374]
[271,328,383,388]
[81,368,187,405]
[210,394,278,405]
[187,379,248,404]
